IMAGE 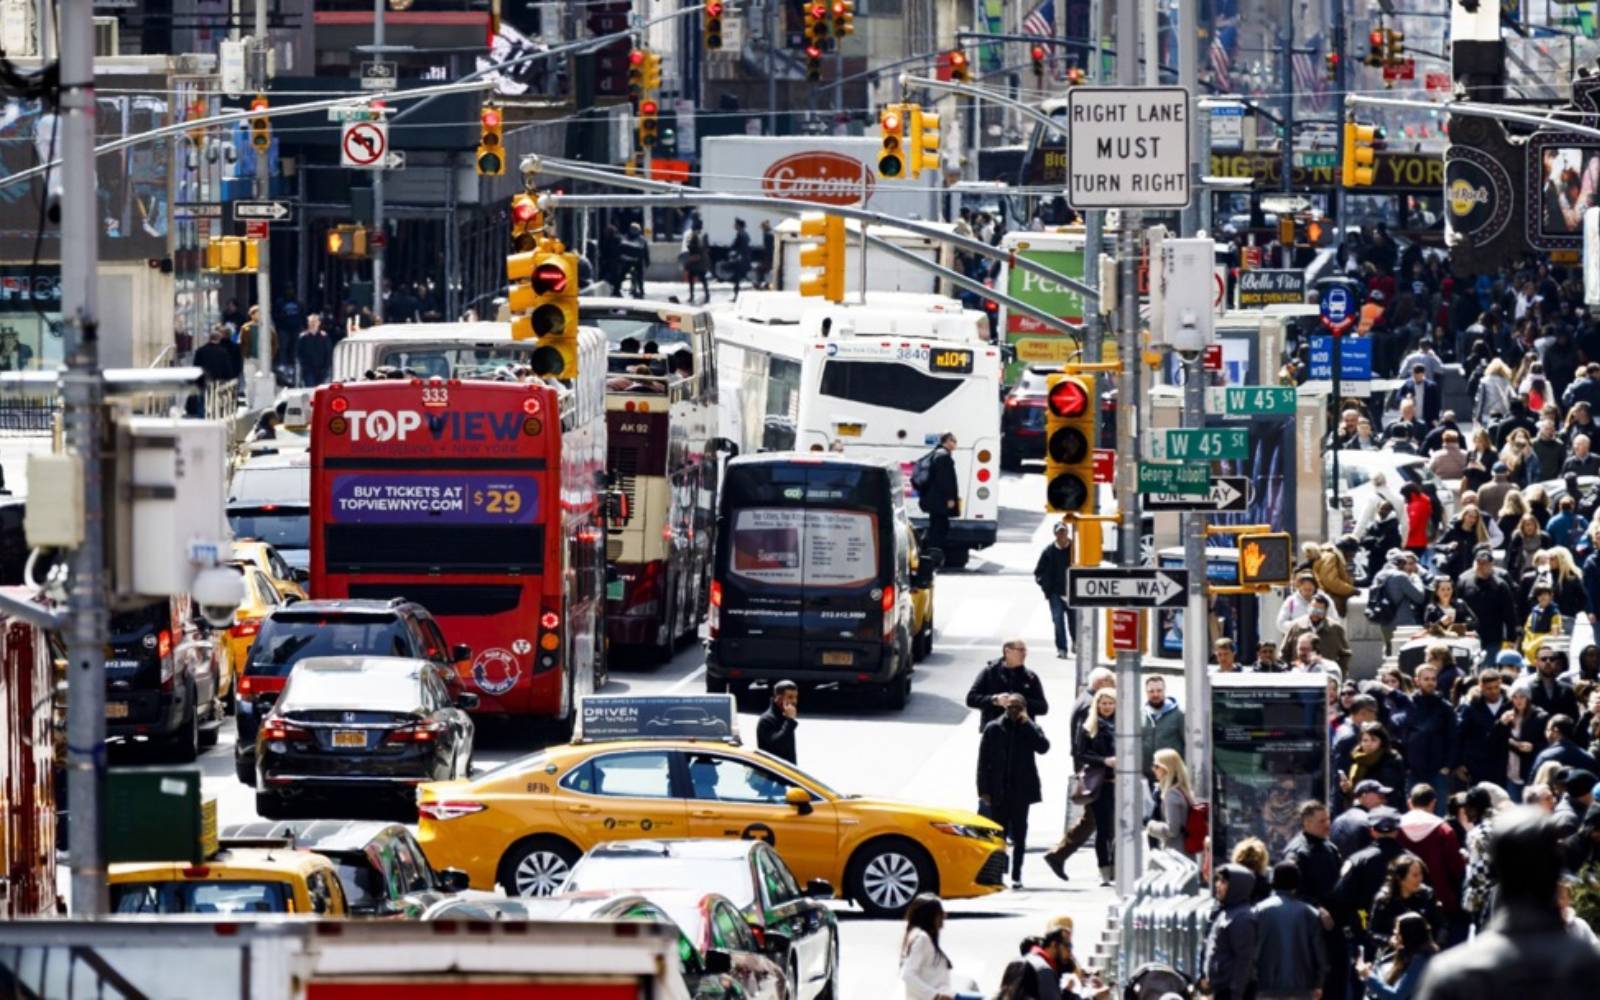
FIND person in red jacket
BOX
[1401,483,1434,559]
[1397,784,1467,943]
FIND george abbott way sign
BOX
[1066,86,1192,209]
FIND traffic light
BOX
[510,193,542,253]
[832,0,854,37]
[1044,374,1096,514]
[796,211,845,303]
[476,104,505,176]
[1238,532,1293,587]
[203,237,261,273]
[877,104,905,179]
[1385,29,1404,67]
[628,48,647,100]
[804,3,830,46]
[805,43,823,81]
[908,106,940,178]
[704,1,724,49]
[1030,44,1047,85]
[948,50,970,83]
[507,248,580,378]
[1324,52,1339,82]
[1065,65,1085,86]
[1365,28,1384,67]
[1342,120,1377,188]
[249,95,270,154]
[640,50,662,90]
[1278,215,1295,248]
[636,98,660,150]
[325,224,369,259]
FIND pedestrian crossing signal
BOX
[1238,532,1293,587]
[1044,374,1095,515]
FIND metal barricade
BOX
[1116,847,1211,986]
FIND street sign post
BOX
[1143,475,1250,512]
[1138,462,1210,495]
[1160,427,1249,461]
[1318,281,1355,333]
[1065,86,1192,209]
[1212,385,1295,416]
[233,200,294,222]
[1068,567,1190,608]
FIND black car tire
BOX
[198,719,221,750]
[234,749,254,785]
[255,791,289,819]
[942,546,970,570]
[913,616,933,661]
[497,835,581,897]
[845,837,935,919]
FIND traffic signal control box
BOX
[1044,374,1095,514]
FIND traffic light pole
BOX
[1113,0,1145,898]
[371,0,386,322]
[252,0,275,396]
[1181,350,1210,805]
[60,0,109,917]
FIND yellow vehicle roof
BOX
[109,847,333,884]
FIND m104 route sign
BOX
[1068,567,1189,608]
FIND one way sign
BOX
[233,200,294,223]
[1143,475,1250,513]
[1068,568,1190,608]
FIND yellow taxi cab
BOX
[218,562,285,701]
[907,528,938,661]
[417,696,1007,918]
[232,540,308,603]
[108,847,348,915]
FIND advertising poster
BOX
[579,695,737,741]
[730,508,877,588]
[1211,675,1329,866]
[1536,145,1600,237]
[329,474,539,524]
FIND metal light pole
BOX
[60,0,109,917]
[1113,0,1145,896]
[1178,0,1199,236]
[1181,352,1209,798]
[371,0,386,321]
[252,0,274,394]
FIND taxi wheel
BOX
[846,838,934,919]
[499,836,581,897]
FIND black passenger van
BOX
[705,453,929,709]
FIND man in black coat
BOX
[1456,549,1519,666]
[976,694,1050,887]
[919,432,960,553]
[193,328,236,383]
[964,640,1048,730]
[755,680,799,763]
[1034,521,1075,658]
[1392,363,1442,425]
[1529,646,1581,720]
[1455,669,1512,789]
[1400,661,1458,803]
[1418,809,1600,998]
[1284,800,1347,1000]
[1332,808,1406,941]
[295,313,332,387]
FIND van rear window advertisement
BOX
[330,474,539,524]
[731,508,877,587]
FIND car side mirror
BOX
[451,644,472,663]
[437,868,470,893]
[291,567,310,585]
[704,950,733,975]
[455,693,480,711]
[805,878,834,899]
[761,930,792,956]
[785,786,813,816]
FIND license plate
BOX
[106,701,129,719]
[821,650,853,666]
[606,579,625,601]
[332,730,365,748]
[835,423,863,437]
[105,659,141,670]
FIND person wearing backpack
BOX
[1369,549,1427,649]
[919,432,961,555]
[1148,748,1204,857]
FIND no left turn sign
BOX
[341,121,389,168]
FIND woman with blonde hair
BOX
[1501,428,1535,486]
[1073,687,1119,885]
[1549,545,1587,619]
[1229,837,1272,903]
[1475,357,1514,424]
[1496,490,1530,548]
[1149,748,1196,855]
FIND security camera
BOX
[191,564,245,628]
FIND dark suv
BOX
[106,597,225,762]
[233,599,467,784]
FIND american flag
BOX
[1292,36,1328,112]
[1022,0,1055,39]
[1211,7,1239,91]
[1210,39,1231,92]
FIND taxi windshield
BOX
[111,880,292,914]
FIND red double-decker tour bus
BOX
[309,338,607,723]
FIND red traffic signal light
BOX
[706,1,723,14]
[1048,378,1089,418]
[640,99,659,115]
[809,3,826,17]
[1369,29,1383,47]
[512,198,539,225]
[481,107,501,129]
[629,49,644,66]
[532,262,569,296]
[1031,45,1046,62]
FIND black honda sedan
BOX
[254,655,476,819]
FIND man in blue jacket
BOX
[1531,715,1598,778]
[1454,669,1512,788]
